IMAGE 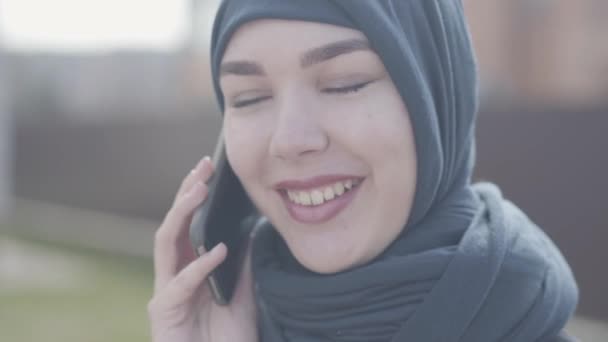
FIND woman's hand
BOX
[148,157,258,342]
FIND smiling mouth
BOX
[277,177,365,224]
[282,178,363,206]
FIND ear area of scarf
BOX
[211,0,579,340]
[251,184,578,342]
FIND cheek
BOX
[223,115,269,186]
[366,85,416,161]
[341,85,417,215]
[371,106,417,201]
[224,114,289,229]
[328,85,415,164]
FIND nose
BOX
[269,91,329,161]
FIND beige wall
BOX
[465,0,608,108]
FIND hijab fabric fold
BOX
[210,1,579,341]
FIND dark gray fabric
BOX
[209,0,579,341]
[552,330,579,342]
[251,185,578,342]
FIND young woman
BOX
[148,1,579,341]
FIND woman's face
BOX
[220,20,417,273]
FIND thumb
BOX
[164,243,227,306]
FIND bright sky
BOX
[0,0,201,52]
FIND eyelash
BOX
[233,96,271,108]
[231,81,373,108]
[323,81,372,95]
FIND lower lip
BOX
[280,181,363,225]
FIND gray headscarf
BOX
[210,1,579,341]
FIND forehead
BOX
[222,19,368,61]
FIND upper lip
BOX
[274,174,364,191]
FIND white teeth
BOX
[344,179,353,190]
[333,182,345,196]
[289,191,300,204]
[285,179,360,206]
[311,190,324,205]
[299,192,311,206]
[323,186,335,201]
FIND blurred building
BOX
[0,43,14,219]
[466,0,608,109]
[3,0,608,321]
[4,52,215,123]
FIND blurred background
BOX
[0,0,606,341]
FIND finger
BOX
[163,243,227,306]
[175,156,214,201]
[154,181,209,291]
[177,156,210,197]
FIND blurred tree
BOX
[0,16,15,219]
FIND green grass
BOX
[0,235,154,342]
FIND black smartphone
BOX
[189,131,256,305]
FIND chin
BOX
[287,240,371,274]
[300,256,356,274]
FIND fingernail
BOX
[197,246,206,256]
[192,156,209,171]
[211,243,226,255]
[200,156,211,168]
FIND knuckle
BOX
[147,297,161,315]
[172,195,192,214]
[181,175,190,186]
[168,203,187,223]
[154,225,177,246]
[170,196,186,212]
[174,188,205,214]
[173,273,193,292]
[154,226,168,243]
[181,170,195,187]
[201,164,214,180]
[174,264,206,295]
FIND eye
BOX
[323,81,373,95]
[231,96,272,108]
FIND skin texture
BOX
[221,20,417,274]
[148,157,257,342]
[148,20,418,342]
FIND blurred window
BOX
[0,0,188,52]
[590,0,608,24]
[509,0,555,36]
[517,0,554,17]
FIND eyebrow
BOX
[301,38,370,68]
[219,38,371,77]
[219,60,264,77]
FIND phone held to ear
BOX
[189,131,257,305]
